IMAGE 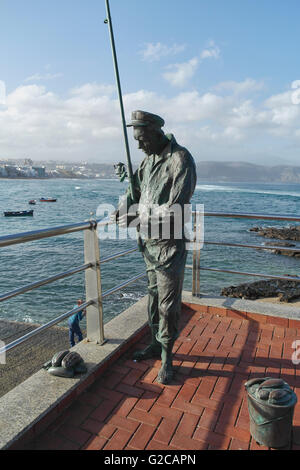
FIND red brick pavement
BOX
[21,303,300,451]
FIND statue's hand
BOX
[114,162,127,182]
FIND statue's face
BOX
[133,127,159,156]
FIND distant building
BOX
[19,166,36,177]
[4,165,19,177]
[32,166,46,177]
[0,166,8,177]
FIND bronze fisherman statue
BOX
[115,110,197,384]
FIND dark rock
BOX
[221,277,300,302]
[259,241,300,257]
[250,225,300,241]
[264,241,295,247]
[250,225,300,256]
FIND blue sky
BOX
[0,0,300,165]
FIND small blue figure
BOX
[68,299,86,347]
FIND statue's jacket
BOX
[120,134,197,272]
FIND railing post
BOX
[192,212,201,297]
[84,221,105,344]
[192,217,196,296]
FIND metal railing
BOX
[189,211,300,296]
[0,218,143,355]
[1,210,300,355]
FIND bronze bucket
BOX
[245,377,297,449]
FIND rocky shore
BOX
[249,225,300,257]
[258,241,300,257]
[250,225,300,242]
[221,278,300,303]
[221,224,300,303]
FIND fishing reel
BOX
[114,162,128,182]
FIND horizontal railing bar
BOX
[0,221,93,248]
[194,211,300,222]
[203,241,300,253]
[1,211,299,249]
[0,218,111,249]
[102,272,146,298]
[101,247,138,264]
[186,264,300,282]
[0,300,93,355]
[0,263,93,303]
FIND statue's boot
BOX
[156,342,174,384]
[132,324,161,361]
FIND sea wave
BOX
[119,292,144,301]
[23,315,34,323]
[196,184,300,198]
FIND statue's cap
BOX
[126,110,165,128]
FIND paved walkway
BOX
[24,304,300,450]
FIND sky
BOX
[0,0,300,166]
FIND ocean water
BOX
[0,178,300,327]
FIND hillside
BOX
[196,162,300,183]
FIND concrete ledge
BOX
[182,291,300,322]
[0,296,148,450]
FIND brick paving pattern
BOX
[23,304,300,450]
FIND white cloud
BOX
[140,42,185,62]
[70,83,116,98]
[214,78,265,95]
[25,72,63,82]
[200,41,220,60]
[0,80,300,164]
[292,80,300,89]
[162,40,221,88]
[163,57,199,87]
[264,91,294,108]
[163,91,227,122]
[0,80,6,105]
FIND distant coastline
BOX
[0,176,119,180]
[2,177,300,183]
[195,161,300,183]
[1,160,300,182]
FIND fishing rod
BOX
[104,0,137,203]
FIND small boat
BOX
[39,197,57,202]
[4,210,34,217]
[28,200,36,205]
